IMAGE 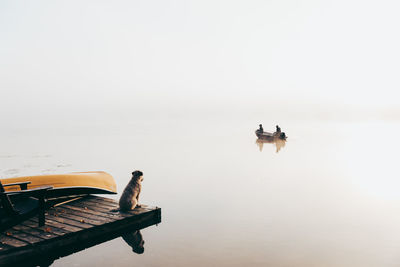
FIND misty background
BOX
[2,2,400,266]
[1,0,400,128]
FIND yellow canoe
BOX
[0,171,117,197]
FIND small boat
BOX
[0,171,117,198]
[255,125,287,140]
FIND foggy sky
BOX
[1,0,400,122]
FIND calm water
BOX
[2,119,400,267]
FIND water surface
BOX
[1,119,400,267]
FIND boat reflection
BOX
[121,230,145,254]
[256,138,286,153]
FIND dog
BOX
[119,170,144,211]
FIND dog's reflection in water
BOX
[122,230,145,254]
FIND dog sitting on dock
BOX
[119,170,143,211]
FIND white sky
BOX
[1,0,400,121]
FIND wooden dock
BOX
[0,195,161,266]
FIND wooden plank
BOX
[84,198,156,214]
[47,210,104,226]
[44,216,91,230]
[68,200,115,213]
[5,228,43,243]
[0,234,29,247]
[65,197,154,216]
[31,217,83,232]
[22,220,69,236]
[83,197,158,212]
[61,203,125,220]
[12,224,59,239]
[1,229,44,244]
[68,201,138,217]
[87,196,118,204]
[83,197,118,207]
[53,206,116,224]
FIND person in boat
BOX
[258,124,264,133]
[276,125,281,133]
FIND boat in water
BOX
[0,171,117,198]
[255,124,287,140]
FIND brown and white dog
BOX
[119,170,144,211]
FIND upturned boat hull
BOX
[0,171,117,198]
